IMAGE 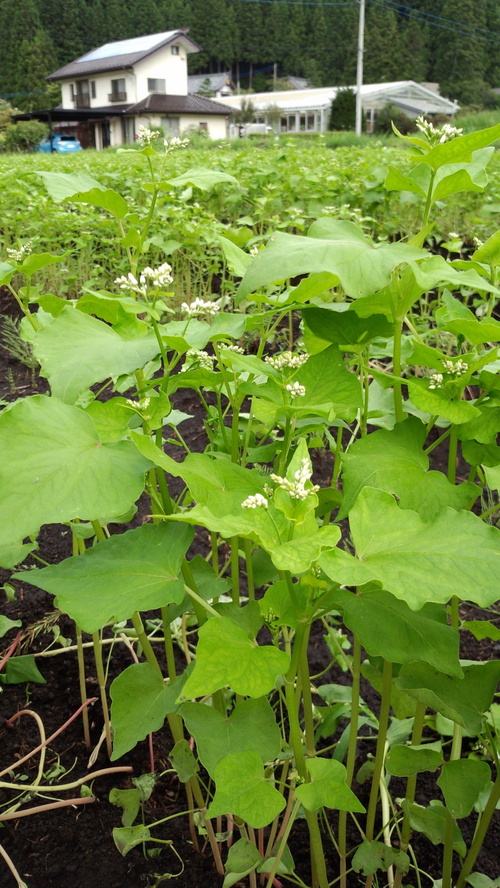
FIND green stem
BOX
[442,809,455,888]
[264,798,301,888]
[278,414,294,475]
[76,627,90,748]
[160,606,177,680]
[422,171,436,227]
[339,633,361,888]
[447,424,458,485]
[231,536,240,605]
[392,318,405,423]
[449,596,463,761]
[131,612,163,679]
[365,659,393,842]
[393,702,426,888]
[244,538,255,601]
[455,772,500,888]
[92,630,112,757]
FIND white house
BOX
[44,30,232,147]
[216,81,459,136]
[188,72,235,98]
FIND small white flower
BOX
[270,457,319,501]
[241,493,269,509]
[220,344,244,354]
[181,298,221,317]
[7,240,34,262]
[139,263,174,288]
[137,125,161,146]
[286,381,306,399]
[428,372,444,390]
[114,272,147,297]
[473,236,483,248]
[249,245,260,257]
[164,136,190,151]
[442,359,468,377]
[415,116,462,146]
[448,232,460,240]
[264,351,309,371]
[181,349,214,372]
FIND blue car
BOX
[37,134,82,153]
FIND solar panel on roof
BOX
[79,31,178,62]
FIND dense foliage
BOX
[0,0,499,110]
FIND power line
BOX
[369,0,500,44]
[371,0,500,40]
[232,0,357,7]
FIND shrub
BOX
[373,103,416,135]
[3,121,48,153]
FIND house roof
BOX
[215,81,459,117]
[47,30,200,81]
[188,72,234,95]
[127,93,233,116]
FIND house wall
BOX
[136,113,228,140]
[134,46,188,97]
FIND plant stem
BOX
[264,798,301,888]
[0,796,95,822]
[131,611,163,679]
[76,626,91,747]
[393,702,426,888]
[92,630,113,757]
[442,809,455,888]
[160,606,177,679]
[455,771,500,888]
[365,659,393,842]
[447,423,458,485]
[392,318,405,423]
[339,634,361,888]
[0,840,29,888]
[231,536,240,604]
[244,538,255,600]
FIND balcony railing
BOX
[74,95,91,108]
[108,91,127,102]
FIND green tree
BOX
[15,30,57,110]
[39,0,90,66]
[329,87,358,130]
[0,0,44,98]
[399,16,429,82]
[433,0,488,102]
[364,5,402,83]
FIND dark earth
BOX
[0,293,499,888]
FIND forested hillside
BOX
[1,0,498,110]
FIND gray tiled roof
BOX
[188,72,233,94]
[127,93,233,115]
[47,30,199,81]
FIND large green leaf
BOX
[338,419,477,519]
[223,839,262,888]
[302,304,393,349]
[396,661,500,733]
[352,841,410,877]
[37,171,128,218]
[24,523,193,633]
[401,800,466,856]
[0,396,150,548]
[34,306,160,403]
[207,750,286,827]
[110,662,192,760]
[295,345,362,420]
[418,123,500,171]
[237,220,427,300]
[180,697,281,776]
[319,488,500,610]
[407,380,480,424]
[178,616,289,699]
[295,758,365,812]
[330,588,461,675]
[438,759,491,819]
[167,168,239,191]
[385,743,443,777]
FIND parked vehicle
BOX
[37,134,82,153]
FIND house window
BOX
[91,81,96,99]
[148,78,166,93]
[161,117,180,135]
[75,80,90,107]
[109,78,126,102]
[70,83,75,101]
[198,121,208,131]
[171,45,179,55]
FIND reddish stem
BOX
[0,796,96,821]
[0,632,22,671]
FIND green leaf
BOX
[237,220,427,300]
[1,655,45,685]
[302,304,393,349]
[0,396,150,548]
[206,750,285,828]
[167,168,239,191]
[473,230,500,268]
[396,661,500,733]
[109,788,141,827]
[431,150,493,202]
[320,488,500,610]
[419,124,500,171]
[352,841,410,876]
[19,252,67,277]
[223,838,262,888]
[38,171,128,218]
[338,418,477,519]
[0,616,21,638]
[34,306,160,403]
[442,317,500,345]
[295,758,365,812]
[465,620,500,642]
[169,739,199,782]
[407,380,480,424]
[330,588,461,675]
[112,825,151,856]
[219,236,252,277]
[401,800,466,856]
[180,697,281,776]
[295,345,362,420]
[110,661,192,760]
[438,759,491,818]
[28,523,192,634]
[385,164,429,197]
[178,616,290,699]
[385,743,443,776]
[0,541,37,570]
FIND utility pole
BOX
[355,0,365,136]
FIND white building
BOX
[43,30,232,147]
[216,81,459,136]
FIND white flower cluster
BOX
[181,298,221,317]
[137,125,160,146]
[241,493,269,509]
[270,457,319,501]
[428,373,444,390]
[286,381,306,399]
[473,236,484,248]
[264,351,309,371]
[164,136,190,151]
[415,116,463,146]
[442,359,468,376]
[181,349,214,372]
[7,240,33,262]
[221,344,244,354]
[249,244,260,257]
[140,263,174,288]
[114,272,147,297]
